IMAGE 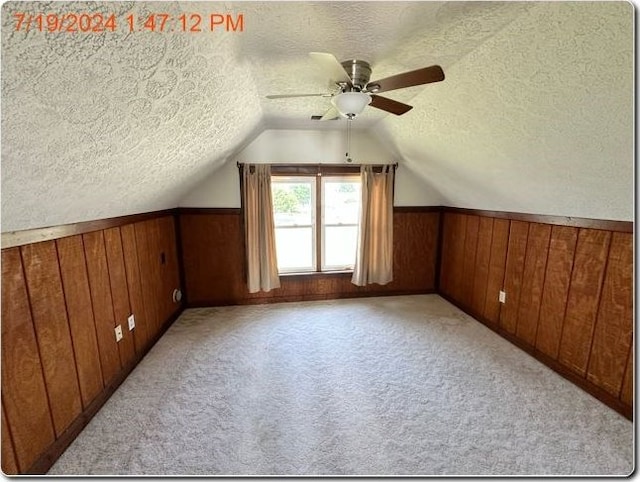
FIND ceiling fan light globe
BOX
[331,92,371,117]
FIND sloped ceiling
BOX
[1,1,633,232]
[376,1,634,221]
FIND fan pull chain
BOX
[345,116,353,163]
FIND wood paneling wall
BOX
[179,208,439,306]
[1,214,182,474]
[439,210,633,418]
[1,204,632,473]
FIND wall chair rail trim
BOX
[1,209,179,249]
[442,207,633,233]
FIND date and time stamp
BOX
[12,11,244,33]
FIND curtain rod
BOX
[236,162,399,168]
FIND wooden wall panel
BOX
[499,221,529,334]
[104,228,135,368]
[461,215,479,305]
[586,232,633,396]
[180,210,439,306]
[83,231,121,385]
[439,212,454,295]
[470,217,493,317]
[56,236,104,408]
[391,212,438,291]
[1,249,55,471]
[1,211,184,474]
[120,224,149,353]
[1,405,18,475]
[133,221,155,336]
[535,226,578,359]
[558,229,611,376]
[20,242,83,437]
[620,349,633,406]
[157,216,181,322]
[180,214,245,305]
[448,214,467,303]
[515,223,551,347]
[135,220,163,337]
[483,218,509,324]
[440,209,633,417]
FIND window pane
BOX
[272,180,313,227]
[275,227,314,271]
[323,226,358,269]
[323,179,361,225]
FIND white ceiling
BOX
[1,1,634,231]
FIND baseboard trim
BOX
[25,306,185,475]
[186,289,437,308]
[438,293,633,421]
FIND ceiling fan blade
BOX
[266,93,331,99]
[309,52,352,86]
[319,106,340,121]
[367,65,444,94]
[370,95,413,115]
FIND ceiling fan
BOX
[266,52,445,120]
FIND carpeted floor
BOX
[49,295,633,476]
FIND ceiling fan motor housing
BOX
[341,59,372,91]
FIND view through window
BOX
[272,175,361,273]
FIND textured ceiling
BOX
[1,1,634,231]
[240,1,532,129]
[2,1,265,231]
[375,1,633,220]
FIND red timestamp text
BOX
[14,12,117,32]
[12,12,244,33]
[126,13,244,33]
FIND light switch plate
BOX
[499,290,506,303]
[115,325,123,342]
[128,314,135,331]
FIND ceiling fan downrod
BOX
[340,59,372,91]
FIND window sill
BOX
[279,270,353,278]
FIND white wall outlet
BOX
[499,290,506,304]
[127,314,135,331]
[115,325,123,342]
[172,288,182,303]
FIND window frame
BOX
[320,175,361,272]
[271,175,317,274]
[271,170,361,275]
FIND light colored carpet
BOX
[49,295,633,476]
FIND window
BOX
[272,174,361,274]
[271,176,316,272]
[321,176,360,271]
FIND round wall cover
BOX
[172,288,182,303]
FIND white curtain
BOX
[352,165,394,286]
[242,164,280,293]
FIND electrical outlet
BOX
[172,288,182,303]
[499,290,506,303]
[115,325,123,342]
[128,314,135,331]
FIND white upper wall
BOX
[179,129,442,207]
[236,128,390,164]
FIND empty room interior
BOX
[0,0,634,476]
